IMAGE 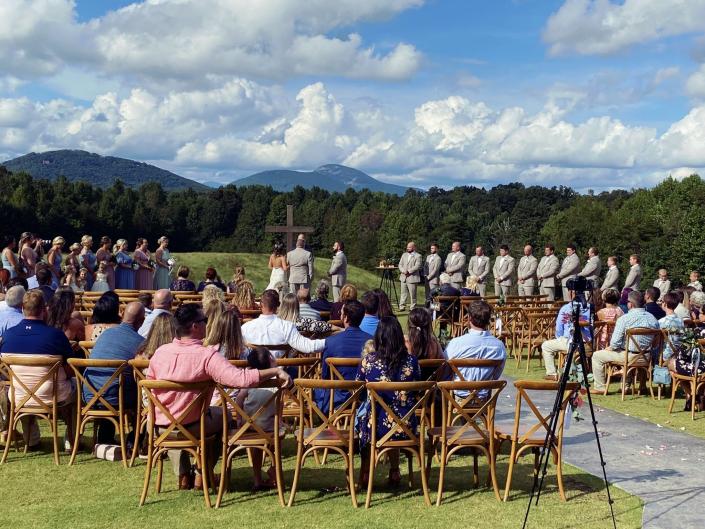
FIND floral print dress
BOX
[355,351,420,449]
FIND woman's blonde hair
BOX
[202,284,224,304]
[114,238,127,254]
[80,235,93,247]
[231,266,246,284]
[278,293,299,322]
[232,280,256,310]
[204,299,226,337]
[137,312,176,359]
[340,283,358,302]
[204,309,244,360]
[157,236,168,245]
[465,274,479,291]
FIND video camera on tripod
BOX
[566,276,594,307]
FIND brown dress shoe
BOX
[194,473,220,491]
[543,374,558,381]
[178,473,193,490]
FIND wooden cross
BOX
[265,204,314,250]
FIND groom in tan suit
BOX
[517,244,538,296]
[287,235,314,293]
[398,241,423,310]
[492,244,515,297]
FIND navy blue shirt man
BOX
[315,300,372,412]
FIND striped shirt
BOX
[610,308,659,351]
[298,303,321,321]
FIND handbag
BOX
[652,365,671,386]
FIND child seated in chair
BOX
[236,346,280,492]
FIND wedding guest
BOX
[204,308,247,360]
[372,288,394,318]
[133,238,154,291]
[660,292,685,362]
[171,266,196,291]
[204,298,226,338]
[330,283,357,320]
[46,237,65,290]
[359,291,380,336]
[690,290,705,322]
[86,291,121,341]
[79,235,97,290]
[596,289,623,349]
[19,232,39,279]
[62,265,79,291]
[33,266,55,304]
[309,279,333,312]
[226,266,246,294]
[1,236,22,280]
[278,293,331,334]
[138,289,173,338]
[91,262,110,292]
[674,289,691,319]
[64,243,82,279]
[297,288,321,320]
[201,284,225,305]
[46,287,85,343]
[95,236,115,290]
[231,280,258,311]
[138,292,154,315]
[644,287,666,320]
[197,267,226,292]
[136,312,176,360]
[114,239,135,290]
[153,236,171,290]
[688,271,702,291]
[405,308,444,361]
[0,286,25,337]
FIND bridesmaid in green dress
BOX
[153,236,172,290]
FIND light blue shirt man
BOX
[138,308,170,338]
[445,327,506,398]
[0,306,23,337]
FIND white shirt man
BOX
[601,257,620,292]
[241,290,325,356]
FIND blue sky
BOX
[2,0,705,190]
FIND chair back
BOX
[447,358,503,381]
[216,378,284,445]
[625,327,662,365]
[437,380,506,444]
[0,354,64,410]
[432,296,460,327]
[325,357,360,381]
[68,358,129,417]
[246,343,293,358]
[418,358,448,381]
[366,381,435,447]
[78,341,95,357]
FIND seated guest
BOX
[372,288,394,318]
[202,284,225,304]
[644,287,666,320]
[33,266,55,304]
[0,290,78,450]
[84,302,145,444]
[278,293,331,335]
[618,287,632,314]
[147,303,290,490]
[137,312,176,360]
[309,279,333,312]
[356,316,420,487]
[688,270,702,291]
[46,287,85,343]
[690,290,705,322]
[203,298,226,338]
[242,290,325,357]
[235,346,281,491]
[674,289,691,319]
[314,300,371,411]
[170,266,196,292]
[540,291,591,380]
[330,283,357,320]
[591,290,659,394]
[445,300,506,398]
[231,280,258,311]
[596,289,623,348]
[196,267,226,292]
[0,286,25,337]
[0,277,28,310]
[138,292,153,315]
[297,288,321,321]
[359,291,380,336]
[461,275,480,297]
[86,291,121,341]
[431,273,461,326]
[204,309,247,360]
[405,307,445,381]
[226,266,246,294]
[138,289,173,338]
[660,292,685,362]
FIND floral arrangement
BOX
[167,257,176,273]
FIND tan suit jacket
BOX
[493,255,515,286]
[602,266,620,291]
[328,251,347,287]
[537,255,560,287]
[653,279,671,300]
[287,247,313,285]
[468,255,490,282]
[444,252,466,284]
[623,264,642,291]
[557,253,581,287]
[399,251,422,284]
[424,254,442,283]
[579,256,602,286]
[517,255,538,287]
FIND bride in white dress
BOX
[266,242,288,290]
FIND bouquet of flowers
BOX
[132,262,140,271]
[148,259,156,270]
[167,257,176,273]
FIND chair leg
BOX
[503,442,517,502]
[347,452,358,508]
[1,409,15,464]
[489,447,501,501]
[286,441,305,507]
[199,449,212,508]
[274,443,285,508]
[435,443,447,506]
[118,417,128,469]
[139,447,154,506]
[473,452,479,487]
[155,455,164,493]
[51,413,60,465]
[69,417,82,466]
[215,451,230,509]
[668,379,678,414]
[692,381,697,421]
[556,447,567,502]
[407,450,414,489]
[416,448,431,507]
[365,447,376,509]
[129,416,142,468]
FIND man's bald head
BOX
[154,289,173,309]
[122,301,146,330]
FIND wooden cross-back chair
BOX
[455,297,480,335]
[490,306,523,358]
[445,359,504,424]
[287,379,365,508]
[0,354,64,465]
[246,343,293,359]
[432,296,460,336]
[431,380,506,504]
[77,341,95,358]
[557,321,594,372]
[276,357,319,433]
[517,311,556,370]
[214,379,286,508]
[128,358,149,467]
[67,358,130,467]
[138,379,216,508]
[78,311,93,325]
[604,328,662,400]
[364,381,435,508]
[321,357,362,465]
[495,380,580,502]
[668,338,705,420]
[592,319,617,351]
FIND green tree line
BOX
[1,166,703,289]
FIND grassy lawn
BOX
[1,429,641,529]
[173,252,382,294]
[503,352,705,439]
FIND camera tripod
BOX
[522,298,617,529]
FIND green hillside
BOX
[173,252,381,293]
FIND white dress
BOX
[267,267,287,290]
[91,272,110,292]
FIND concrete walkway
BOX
[497,378,705,529]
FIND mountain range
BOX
[1,150,412,195]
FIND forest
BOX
[1,165,703,289]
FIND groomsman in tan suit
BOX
[287,235,314,293]
[398,241,423,310]
[653,269,671,301]
[556,244,581,301]
[517,244,538,296]
[468,246,490,297]
[537,244,560,301]
[328,240,347,301]
[602,256,620,292]
[623,254,642,291]
[492,244,515,297]
[444,241,466,290]
[424,243,442,302]
[578,247,602,294]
